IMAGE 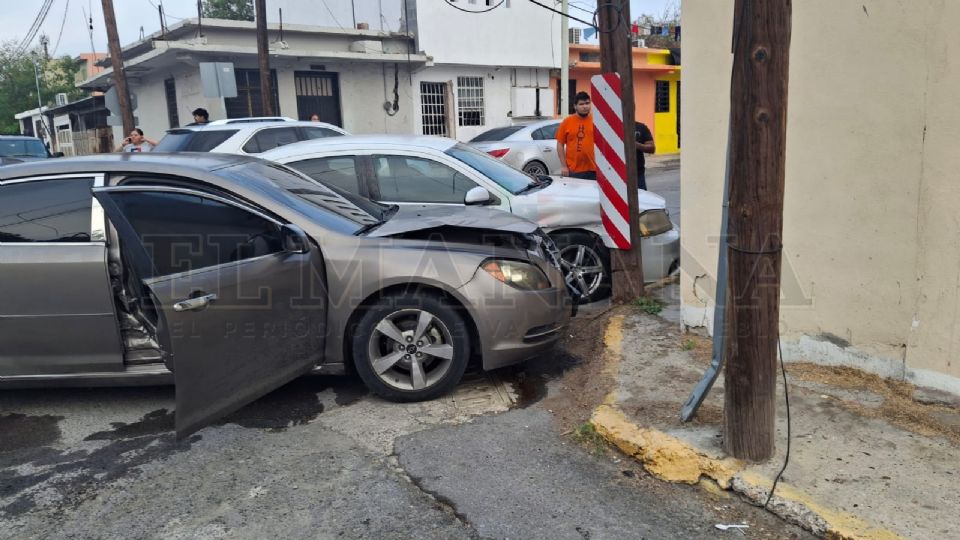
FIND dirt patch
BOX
[788,362,960,444]
[680,333,714,367]
[542,305,630,431]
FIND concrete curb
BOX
[590,313,903,540]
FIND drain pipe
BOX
[680,124,731,422]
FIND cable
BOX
[764,338,792,509]
[526,0,594,27]
[443,0,506,14]
[16,0,56,56]
[147,0,185,20]
[50,0,71,57]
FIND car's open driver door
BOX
[94,185,326,439]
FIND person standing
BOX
[556,92,597,180]
[309,113,321,122]
[634,122,656,191]
[114,128,157,153]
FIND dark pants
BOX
[638,170,647,191]
[570,171,597,181]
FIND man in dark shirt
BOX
[635,122,656,191]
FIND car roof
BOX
[0,152,259,181]
[168,120,344,133]
[262,135,458,159]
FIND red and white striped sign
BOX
[590,73,631,249]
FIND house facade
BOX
[78,0,560,143]
[553,44,681,154]
[681,1,960,394]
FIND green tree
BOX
[203,0,255,21]
[0,42,85,135]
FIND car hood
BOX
[366,204,538,237]
[511,176,666,228]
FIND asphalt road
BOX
[646,165,681,230]
[1,353,810,538]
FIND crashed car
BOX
[0,154,570,437]
[260,135,680,303]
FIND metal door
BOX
[295,72,343,127]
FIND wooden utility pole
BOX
[598,0,644,301]
[722,0,792,461]
[101,0,135,135]
[254,0,275,116]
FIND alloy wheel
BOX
[523,161,548,176]
[559,244,605,298]
[367,308,455,392]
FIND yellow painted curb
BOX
[592,404,743,488]
[592,314,903,540]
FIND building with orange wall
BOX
[553,44,681,154]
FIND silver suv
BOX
[154,117,348,154]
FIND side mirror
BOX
[464,186,493,205]
[52,152,65,158]
[280,224,311,254]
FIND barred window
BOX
[457,76,485,127]
[421,82,448,136]
[655,80,671,113]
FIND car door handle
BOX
[174,293,218,312]
[542,147,553,152]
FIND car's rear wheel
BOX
[352,293,470,402]
[522,160,549,176]
[550,231,611,303]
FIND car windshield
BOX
[155,129,239,152]
[469,126,523,142]
[445,143,534,194]
[0,139,47,158]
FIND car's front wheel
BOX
[551,231,611,303]
[352,293,470,402]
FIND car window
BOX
[469,126,523,142]
[0,178,93,242]
[243,127,300,154]
[301,126,343,140]
[373,155,478,204]
[539,123,559,139]
[445,143,533,194]
[0,138,47,158]
[154,130,240,152]
[109,191,282,276]
[286,156,361,195]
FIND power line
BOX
[50,0,71,57]
[16,0,57,56]
[442,0,506,14]
[147,0,185,20]
[525,0,594,28]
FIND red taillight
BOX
[487,148,510,159]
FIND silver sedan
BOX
[468,120,563,176]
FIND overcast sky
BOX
[1,0,679,58]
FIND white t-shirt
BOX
[122,142,154,152]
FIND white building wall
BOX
[413,66,551,142]
[410,0,561,68]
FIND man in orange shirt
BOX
[556,92,597,180]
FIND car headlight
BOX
[639,209,673,237]
[482,260,551,291]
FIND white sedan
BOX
[261,136,679,303]
[468,119,562,176]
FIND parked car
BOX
[468,119,562,176]
[0,135,63,161]
[260,136,680,303]
[0,154,570,437]
[154,117,348,155]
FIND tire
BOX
[550,231,612,304]
[352,293,470,402]
[522,160,549,176]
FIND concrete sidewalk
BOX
[590,297,959,539]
